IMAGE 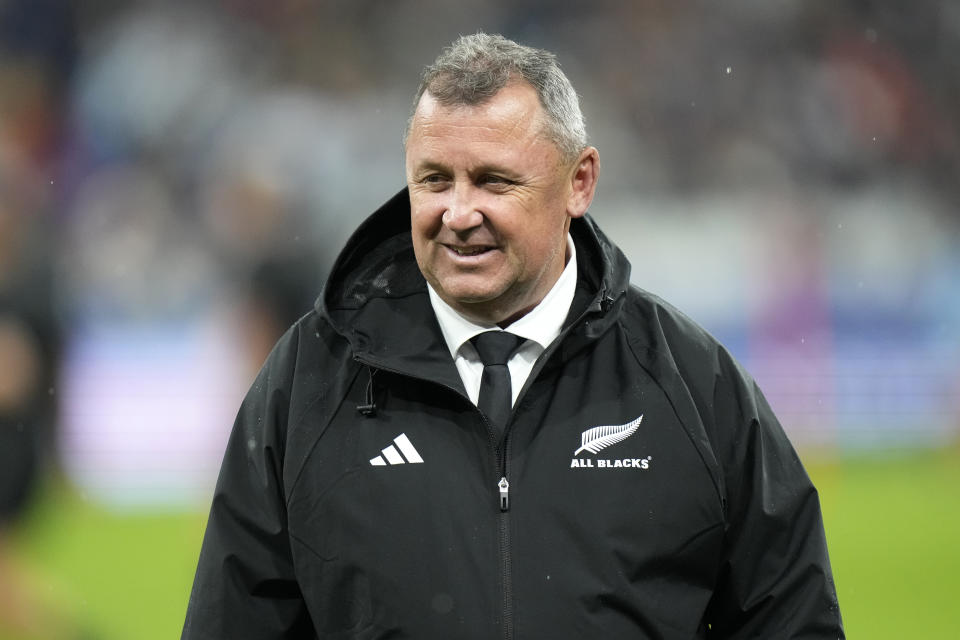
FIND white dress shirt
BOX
[427,235,578,407]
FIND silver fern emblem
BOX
[574,415,643,455]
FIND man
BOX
[183,33,844,639]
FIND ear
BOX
[566,147,600,219]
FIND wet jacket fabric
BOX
[182,189,844,639]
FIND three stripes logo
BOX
[369,433,424,466]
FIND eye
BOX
[420,174,451,190]
[479,174,513,189]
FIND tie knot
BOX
[471,331,521,366]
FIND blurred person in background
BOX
[0,187,70,639]
[183,33,843,639]
[0,112,84,640]
[0,0,84,636]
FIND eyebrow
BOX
[412,160,449,176]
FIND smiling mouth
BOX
[447,245,495,257]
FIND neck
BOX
[495,304,537,329]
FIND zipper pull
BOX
[498,477,510,511]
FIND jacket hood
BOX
[317,188,633,355]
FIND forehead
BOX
[407,82,549,152]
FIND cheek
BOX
[511,208,568,266]
[409,199,442,240]
[410,214,433,276]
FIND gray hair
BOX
[405,33,587,163]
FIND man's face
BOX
[405,82,584,325]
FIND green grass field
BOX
[812,446,960,639]
[6,447,959,639]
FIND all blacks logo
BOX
[569,415,651,470]
[570,456,652,469]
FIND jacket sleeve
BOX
[704,350,844,639]
[181,327,315,639]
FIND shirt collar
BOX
[428,234,578,357]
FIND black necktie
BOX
[471,331,522,436]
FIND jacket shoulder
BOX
[617,283,764,439]
[243,310,361,499]
[615,285,765,509]
[618,285,727,387]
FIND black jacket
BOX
[183,189,843,639]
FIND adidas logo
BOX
[369,433,424,466]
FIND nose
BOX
[442,185,483,232]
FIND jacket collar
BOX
[317,188,632,379]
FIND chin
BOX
[434,278,502,305]
[438,288,502,316]
[447,292,498,308]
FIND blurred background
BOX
[0,0,957,637]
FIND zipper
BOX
[498,416,514,640]
[499,500,514,640]
[487,297,614,640]
[354,354,515,639]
